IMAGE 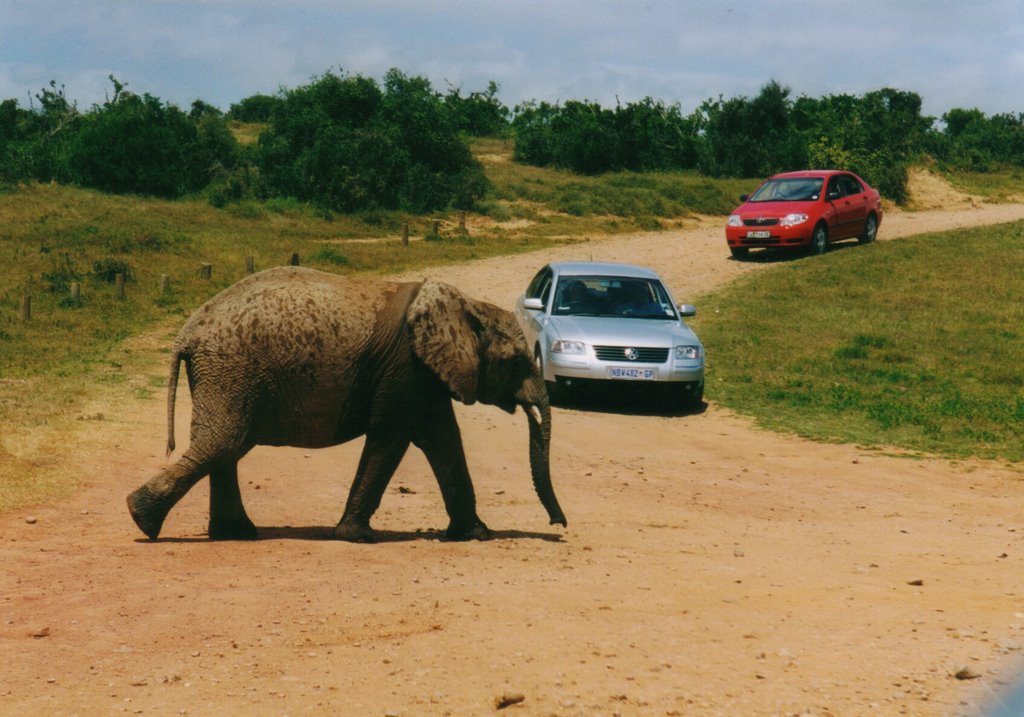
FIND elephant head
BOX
[407,280,566,527]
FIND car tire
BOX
[858,214,878,244]
[729,246,749,259]
[663,381,703,412]
[682,381,704,411]
[810,223,829,255]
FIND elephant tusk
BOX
[527,404,543,425]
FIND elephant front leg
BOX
[208,459,257,540]
[334,433,410,542]
[414,402,491,541]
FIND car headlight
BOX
[726,215,743,227]
[675,345,702,360]
[551,340,586,355]
[780,213,809,227]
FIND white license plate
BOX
[608,367,657,380]
[746,230,771,239]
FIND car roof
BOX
[767,169,850,180]
[549,261,661,279]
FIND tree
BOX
[444,81,510,136]
[255,69,487,212]
[67,79,238,197]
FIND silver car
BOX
[514,261,705,409]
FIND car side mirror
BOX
[523,297,545,311]
[677,303,696,317]
[827,190,841,201]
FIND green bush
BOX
[69,87,237,197]
[255,69,488,213]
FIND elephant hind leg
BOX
[208,458,257,540]
[127,449,211,540]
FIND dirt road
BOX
[4,198,1024,717]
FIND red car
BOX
[725,170,883,258]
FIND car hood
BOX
[549,315,702,346]
[734,199,818,218]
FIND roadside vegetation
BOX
[694,222,1024,462]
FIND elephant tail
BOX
[166,348,185,456]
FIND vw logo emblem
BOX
[623,347,639,361]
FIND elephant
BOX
[126,266,566,542]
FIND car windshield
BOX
[748,177,823,202]
[552,275,677,319]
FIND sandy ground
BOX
[4,196,1024,717]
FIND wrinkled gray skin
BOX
[126,266,566,542]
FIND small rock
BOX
[31,627,50,639]
[495,693,525,709]
[907,579,924,586]
[25,516,37,525]
[954,666,982,680]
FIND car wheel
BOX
[859,214,878,244]
[662,381,703,412]
[810,224,829,255]
[682,381,704,411]
[729,246,749,259]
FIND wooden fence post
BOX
[160,274,170,295]
[290,253,300,266]
[115,273,125,300]
[432,220,440,236]
[402,223,409,247]
[200,263,212,279]
[459,212,466,233]
[20,295,31,321]
[245,256,255,274]
[70,282,81,303]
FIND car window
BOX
[826,176,844,199]
[551,275,677,319]
[840,175,863,195]
[749,178,822,202]
[526,267,553,303]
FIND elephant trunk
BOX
[521,388,566,528]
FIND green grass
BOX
[940,165,1024,202]
[692,222,1024,461]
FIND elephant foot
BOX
[333,519,377,543]
[444,519,492,542]
[126,486,169,540]
[208,516,258,541]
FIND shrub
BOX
[255,69,488,213]
[92,258,133,282]
[69,83,237,197]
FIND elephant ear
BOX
[407,280,482,404]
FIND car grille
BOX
[593,346,669,363]
[743,218,779,227]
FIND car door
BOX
[517,266,554,353]
[826,174,861,239]
[839,175,870,234]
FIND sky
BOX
[2,0,1022,121]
